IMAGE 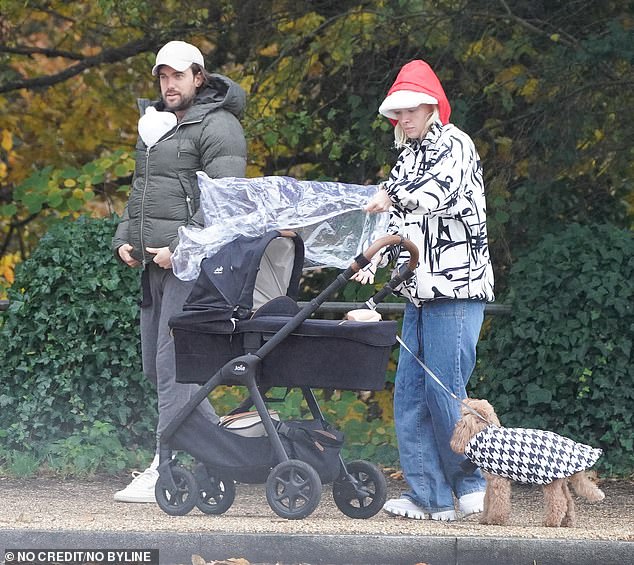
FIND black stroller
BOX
[159,230,418,519]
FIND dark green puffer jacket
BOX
[112,74,247,266]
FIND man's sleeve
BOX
[111,205,131,261]
[188,111,248,229]
[199,111,247,179]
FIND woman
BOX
[356,60,494,521]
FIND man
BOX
[111,40,247,503]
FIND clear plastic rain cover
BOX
[172,173,390,281]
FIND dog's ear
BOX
[450,418,469,453]
[479,400,501,427]
[489,410,501,427]
[471,399,502,427]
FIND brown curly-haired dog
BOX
[450,398,604,527]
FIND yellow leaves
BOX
[278,12,324,35]
[464,37,505,61]
[307,58,325,80]
[1,129,15,180]
[374,389,394,421]
[0,252,20,296]
[1,259,15,286]
[514,158,529,178]
[494,136,513,162]
[519,77,539,102]
[246,161,265,178]
[495,64,524,89]
[237,74,255,95]
[577,129,607,152]
[492,64,540,102]
[1,130,12,152]
[258,43,279,57]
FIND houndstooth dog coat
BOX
[463,426,603,485]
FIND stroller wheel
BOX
[266,459,321,520]
[194,465,236,515]
[155,465,199,516]
[333,460,387,519]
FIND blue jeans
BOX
[394,300,486,512]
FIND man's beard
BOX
[163,91,197,113]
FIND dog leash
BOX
[395,335,492,425]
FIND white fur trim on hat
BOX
[378,90,438,119]
[152,41,205,76]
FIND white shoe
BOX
[430,509,458,521]
[459,491,486,516]
[383,497,458,521]
[383,497,429,520]
[114,467,159,503]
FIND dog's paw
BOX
[588,489,605,502]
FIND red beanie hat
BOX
[378,60,451,126]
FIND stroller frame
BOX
[157,232,419,519]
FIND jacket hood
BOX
[380,60,451,126]
[192,73,247,119]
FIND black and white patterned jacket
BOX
[383,121,495,304]
[464,425,603,485]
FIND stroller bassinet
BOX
[172,304,396,391]
[159,230,418,520]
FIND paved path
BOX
[0,475,632,565]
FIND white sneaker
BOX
[383,497,429,520]
[430,509,458,521]
[114,467,159,503]
[459,491,485,516]
[384,497,458,521]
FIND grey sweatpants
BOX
[140,264,218,445]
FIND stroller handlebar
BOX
[353,234,418,273]
[349,235,419,309]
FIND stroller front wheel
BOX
[155,465,199,516]
[266,459,321,520]
[333,460,387,519]
[194,464,236,515]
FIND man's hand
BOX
[146,246,173,269]
[117,244,141,268]
[364,188,392,213]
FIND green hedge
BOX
[0,216,156,474]
[2,217,631,477]
[474,223,633,476]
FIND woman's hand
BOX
[351,264,376,284]
[364,188,392,213]
[351,251,383,284]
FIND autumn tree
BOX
[1,0,632,295]
[1,0,632,473]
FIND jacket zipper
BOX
[140,147,151,266]
[172,117,202,221]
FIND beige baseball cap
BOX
[151,41,205,76]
